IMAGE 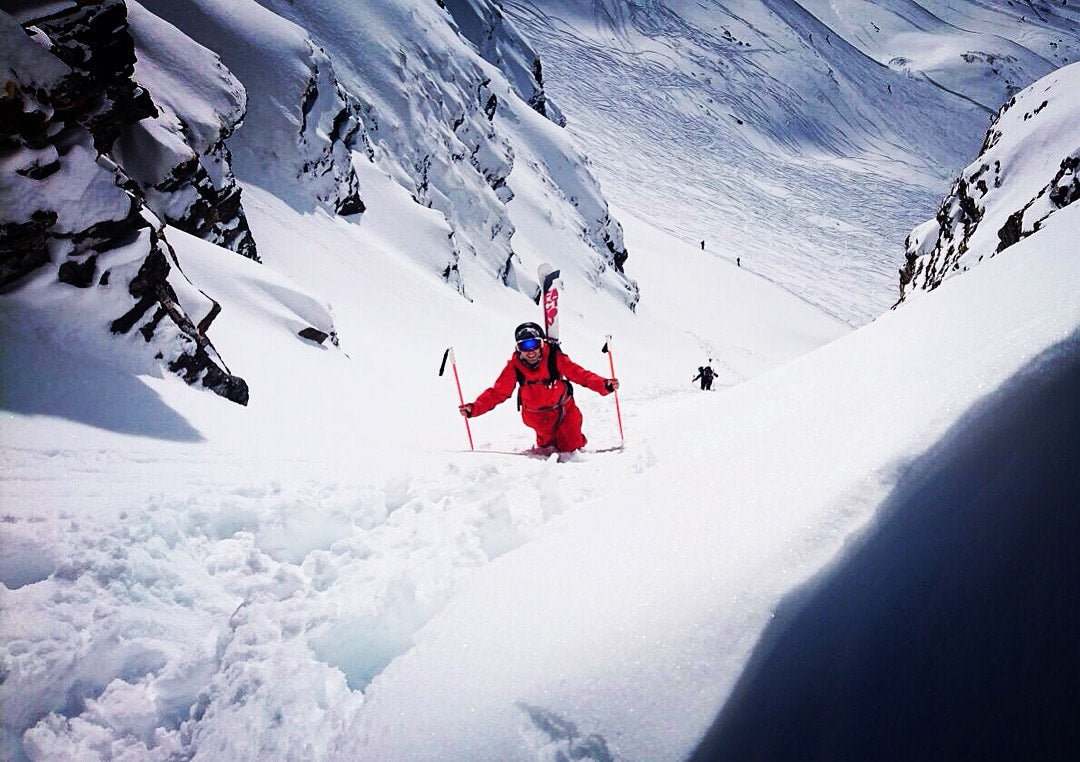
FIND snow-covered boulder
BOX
[898,62,1080,303]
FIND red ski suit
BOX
[469,344,612,451]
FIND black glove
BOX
[604,379,619,393]
[459,403,473,418]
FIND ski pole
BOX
[601,335,624,444]
[439,347,474,451]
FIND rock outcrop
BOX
[137,0,369,222]
[3,0,638,411]
[898,62,1080,304]
[119,1,258,259]
[141,0,635,308]
[1,3,248,403]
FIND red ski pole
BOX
[439,347,474,450]
[601,335,625,444]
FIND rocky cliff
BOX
[898,62,1080,303]
[1,0,637,408]
[1,1,250,403]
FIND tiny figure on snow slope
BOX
[692,364,716,391]
[459,322,618,453]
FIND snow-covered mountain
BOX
[503,0,1080,322]
[900,60,1080,301]
[2,2,1079,761]
[2,0,635,406]
[3,0,1077,400]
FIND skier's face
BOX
[517,335,543,364]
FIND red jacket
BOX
[470,344,610,419]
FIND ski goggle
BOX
[517,337,543,351]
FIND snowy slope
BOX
[1,0,638,414]
[137,0,635,306]
[503,0,1080,323]
[2,2,1080,761]
[3,189,1074,761]
[0,195,845,760]
[343,203,1080,761]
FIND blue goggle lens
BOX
[518,338,542,351]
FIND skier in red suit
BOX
[460,322,619,452]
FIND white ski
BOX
[537,263,564,342]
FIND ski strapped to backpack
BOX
[537,263,563,342]
[513,339,574,415]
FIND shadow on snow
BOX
[691,329,1080,761]
[0,320,204,443]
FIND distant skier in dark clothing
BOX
[692,365,716,390]
[459,322,618,452]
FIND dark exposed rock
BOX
[69,206,144,255]
[0,211,57,288]
[0,84,52,151]
[1048,154,1079,207]
[109,244,171,334]
[336,189,365,216]
[108,232,249,405]
[15,157,62,180]
[954,178,982,226]
[606,233,629,274]
[298,326,329,344]
[57,254,98,288]
[140,152,261,261]
[528,59,550,118]
[31,0,158,151]
[169,349,249,405]
[898,250,918,292]
[996,209,1025,252]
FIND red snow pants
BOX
[522,399,587,452]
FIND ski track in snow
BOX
[503,1,940,325]
[503,0,1080,326]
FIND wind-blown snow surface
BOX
[0,181,845,758]
[3,197,1079,758]
[342,207,1080,761]
[3,4,1080,762]
[503,0,1080,324]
